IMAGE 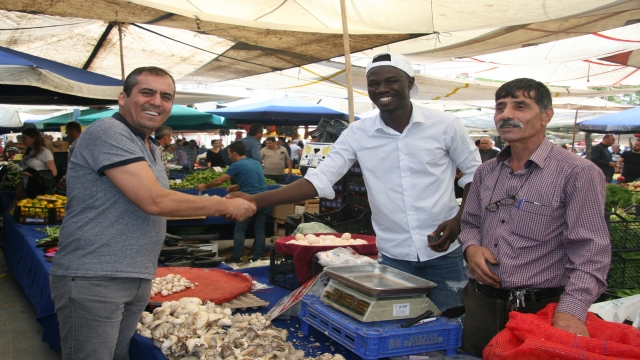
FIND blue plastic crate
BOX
[299,295,461,360]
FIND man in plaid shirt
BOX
[459,78,610,356]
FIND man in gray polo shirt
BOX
[49,66,255,360]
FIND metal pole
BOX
[339,0,355,123]
[117,23,125,80]
[571,109,578,151]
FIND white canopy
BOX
[0,108,22,128]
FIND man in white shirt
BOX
[230,53,481,313]
[290,141,301,168]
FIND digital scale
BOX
[321,264,440,322]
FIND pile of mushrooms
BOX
[151,274,198,298]
[286,233,368,246]
[137,297,346,360]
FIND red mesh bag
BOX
[484,303,640,360]
[149,267,252,305]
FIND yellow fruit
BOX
[46,204,54,208]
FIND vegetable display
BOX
[169,168,277,189]
[1,163,21,190]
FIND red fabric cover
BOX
[484,302,640,360]
[275,233,377,284]
[149,267,252,305]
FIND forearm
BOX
[144,188,235,217]
[253,179,318,207]
[454,183,471,220]
[205,177,225,189]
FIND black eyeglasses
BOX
[485,195,517,212]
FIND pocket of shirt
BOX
[510,200,555,242]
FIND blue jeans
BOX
[49,275,151,360]
[379,246,468,312]
[233,207,271,260]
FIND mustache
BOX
[497,119,524,129]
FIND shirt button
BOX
[501,219,505,224]
[494,244,498,248]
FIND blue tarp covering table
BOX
[1,210,362,359]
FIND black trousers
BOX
[461,281,561,357]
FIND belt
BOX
[471,279,565,305]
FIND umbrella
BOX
[77,105,233,131]
[207,98,357,126]
[577,107,640,134]
[0,45,123,106]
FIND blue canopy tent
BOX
[577,107,640,134]
[77,105,233,131]
[0,46,123,106]
[207,98,357,125]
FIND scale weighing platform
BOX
[321,264,440,322]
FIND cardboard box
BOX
[272,199,320,220]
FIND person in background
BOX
[65,121,82,161]
[19,127,57,198]
[611,143,622,163]
[616,140,640,183]
[290,140,301,168]
[560,144,570,150]
[197,141,270,262]
[184,139,198,168]
[278,137,291,157]
[49,66,255,360]
[167,144,190,169]
[154,125,173,176]
[206,139,227,168]
[2,146,19,161]
[260,136,292,184]
[478,136,499,163]
[475,139,481,148]
[590,133,616,183]
[459,78,610,356]
[241,124,264,161]
[230,53,480,314]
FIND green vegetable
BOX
[169,168,277,189]
[34,225,61,243]
[606,184,633,211]
[1,163,22,190]
[612,288,640,297]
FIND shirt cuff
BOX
[555,295,590,322]
[304,168,336,199]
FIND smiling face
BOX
[117,72,175,136]
[366,66,414,114]
[494,90,553,145]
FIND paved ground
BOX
[0,249,61,360]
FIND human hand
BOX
[226,184,240,193]
[21,171,31,177]
[609,162,617,168]
[465,245,501,288]
[221,197,256,222]
[226,191,257,207]
[428,217,461,252]
[552,312,589,337]
[196,184,207,192]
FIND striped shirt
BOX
[172,148,189,167]
[459,139,610,321]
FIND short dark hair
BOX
[65,121,81,133]
[475,139,481,146]
[278,137,286,143]
[227,141,246,156]
[247,123,264,136]
[495,78,552,112]
[123,66,176,97]
[265,136,276,143]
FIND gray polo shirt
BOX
[51,113,169,279]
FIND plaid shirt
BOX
[459,140,610,321]
[160,147,168,176]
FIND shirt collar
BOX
[496,139,553,169]
[372,101,424,135]
[112,112,160,146]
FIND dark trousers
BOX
[461,281,561,357]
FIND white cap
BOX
[365,53,419,98]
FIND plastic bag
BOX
[589,294,640,329]
[291,222,337,235]
[316,247,377,267]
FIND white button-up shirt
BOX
[305,103,481,261]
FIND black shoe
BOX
[225,257,242,263]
